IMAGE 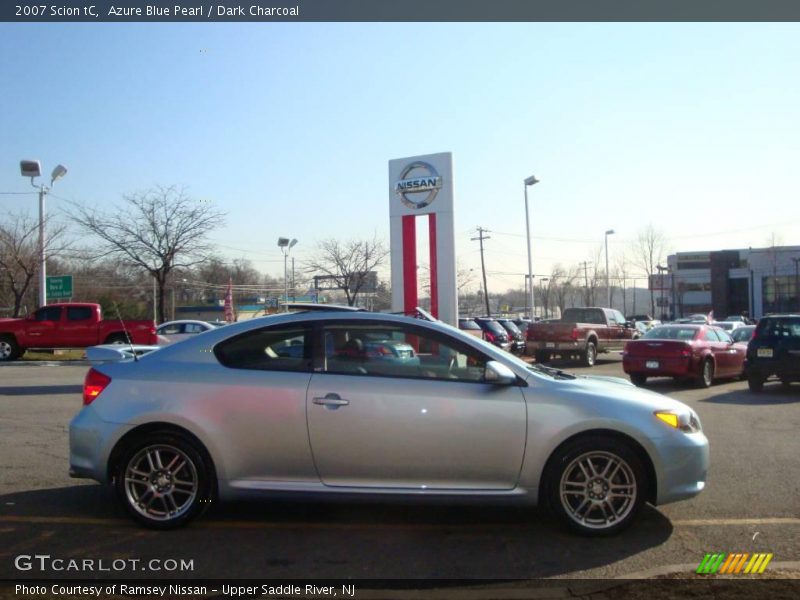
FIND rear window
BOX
[459,319,481,331]
[498,320,521,334]
[478,320,507,336]
[66,307,93,321]
[563,308,605,324]
[214,326,309,371]
[644,326,698,341]
[754,318,800,340]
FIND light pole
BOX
[278,237,298,311]
[656,264,668,320]
[524,175,539,318]
[604,229,615,308]
[19,160,67,307]
[539,277,550,318]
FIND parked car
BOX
[527,307,637,366]
[70,308,708,535]
[0,303,156,362]
[458,318,484,339]
[474,317,513,352]
[156,320,223,346]
[496,318,526,355]
[714,320,745,332]
[622,324,746,388]
[512,318,533,336]
[731,325,756,344]
[626,315,661,330]
[86,344,161,364]
[745,314,800,392]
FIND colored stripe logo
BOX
[696,553,773,574]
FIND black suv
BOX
[745,314,800,392]
[496,318,526,355]
[473,317,512,352]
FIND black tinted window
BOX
[755,318,800,340]
[459,319,481,331]
[66,307,93,321]
[35,307,62,322]
[645,326,698,340]
[215,326,309,372]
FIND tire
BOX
[747,371,764,393]
[106,333,130,345]
[0,335,21,362]
[696,358,714,388]
[582,342,597,367]
[535,351,551,364]
[543,436,648,537]
[780,379,792,389]
[630,374,647,387]
[114,431,214,529]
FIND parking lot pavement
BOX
[1,359,798,581]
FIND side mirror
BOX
[485,360,517,385]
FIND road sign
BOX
[47,275,73,299]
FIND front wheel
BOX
[535,351,551,364]
[0,335,21,362]
[747,371,764,393]
[115,432,214,529]
[544,437,648,536]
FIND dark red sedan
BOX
[622,324,747,387]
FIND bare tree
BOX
[305,235,389,306]
[630,224,668,317]
[0,213,69,317]
[70,186,225,323]
[551,264,579,316]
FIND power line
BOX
[471,227,491,316]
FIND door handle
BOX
[313,393,350,408]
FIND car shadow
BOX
[0,484,674,580]
[0,385,83,396]
[699,384,800,405]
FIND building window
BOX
[762,276,798,314]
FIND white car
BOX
[713,321,744,332]
[156,320,222,346]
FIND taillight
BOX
[680,344,691,358]
[622,342,630,357]
[485,331,496,342]
[83,368,111,405]
[571,328,580,340]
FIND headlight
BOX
[655,410,702,433]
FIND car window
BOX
[717,329,734,343]
[477,319,506,336]
[323,323,490,383]
[183,323,207,334]
[755,318,800,340]
[612,310,626,325]
[214,326,309,372]
[158,323,182,335]
[459,319,481,331]
[35,306,62,322]
[703,328,720,342]
[644,326,698,340]
[66,306,93,321]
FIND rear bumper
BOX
[69,406,133,484]
[623,356,695,378]
[527,340,582,354]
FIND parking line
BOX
[1,515,799,529]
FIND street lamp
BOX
[656,264,668,320]
[539,277,550,318]
[524,175,539,318]
[278,237,298,311]
[604,229,615,308]
[20,159,68,307]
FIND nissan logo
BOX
[394,161,442,209]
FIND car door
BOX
[62,306,97,347]
[156,322,184,345]
[716,328,745,376]
[25,306,64,347]
[306,320,527,490]
[702,327,732,376]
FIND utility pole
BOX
[472,227,491,316]
[793,257,800,312]
[579,261,589,305]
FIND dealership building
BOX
[654,245,800,320]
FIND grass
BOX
[21,349,86,361]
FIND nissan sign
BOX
[394,161,442,209]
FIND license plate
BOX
[757,348,773,358]
[646,360,660,369]
[545,342,555,348]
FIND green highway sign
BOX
[47,275,73,299]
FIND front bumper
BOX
[69,406,133,484]
[653,430,709,505]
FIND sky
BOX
[1,22,799,294]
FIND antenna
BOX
[112,302,138,362]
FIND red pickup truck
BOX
[0,303,157,362]
[526,307,637,367]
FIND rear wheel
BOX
[696,358,714,388]
[780,379,792,389]
[115,431,214,529]
[106,333,130,345]
[630,374,647,387]
[582,342,597,367]
[0,336,21,362]
[535,351,551,364]
[747,371,764,393]
[544,437,648,536]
